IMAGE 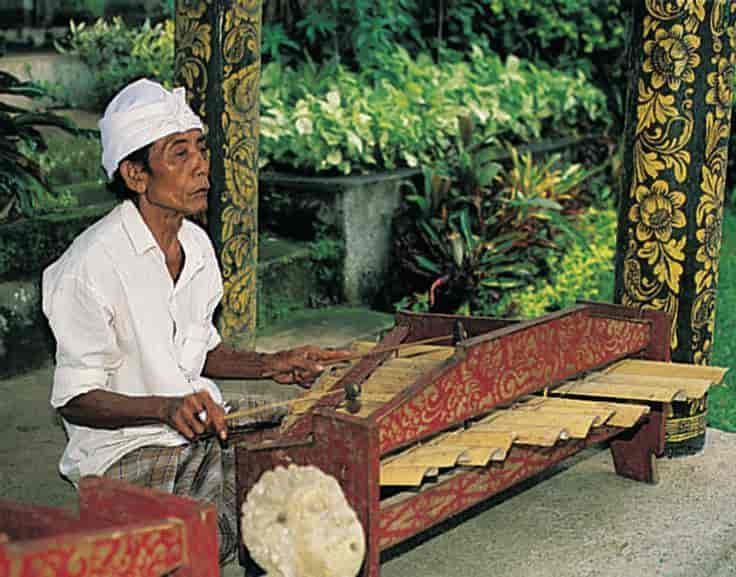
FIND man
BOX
[42,78,347,564]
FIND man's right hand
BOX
[160,390,227,442]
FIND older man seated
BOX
[42,78,347,564]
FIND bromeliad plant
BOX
[0,71,78,222]
[393,116,595,314]
[501,145,603,216]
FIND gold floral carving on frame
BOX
[623,2,699,351]
[3,523,187,576]
[378,312,650,452]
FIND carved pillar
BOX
[174,0,262,349]
[615,0,736,365]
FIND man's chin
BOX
[187,197,208,216]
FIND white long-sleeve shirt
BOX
[42,200,224,483]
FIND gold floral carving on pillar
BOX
[175,0,261,347]
[174,1,211,119]
[691,3,735,363]
[219,1,261,342]
[617,0,735,363]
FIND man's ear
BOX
[119,160,149,195]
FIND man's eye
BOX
[175,150,187,158]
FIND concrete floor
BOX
[2,307,735,577]
[379,430,736,577]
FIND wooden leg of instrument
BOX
[363,542,381,577]
[610,411,663,484]
[362,518,382,577]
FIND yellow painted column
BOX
[174,0,261,349]
[615,0,736,365]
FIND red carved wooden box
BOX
[0,477,219,577]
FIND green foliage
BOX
[438,0,627,68]
[260,46,607,175]
[24,133,104,187]
[500,145,604,214]
[0,71,78,223]
[491,207,616,318]
[62,0,105,19]
[309,229,345,306]
[0,204,110,279]
[54,17,174,109]
[263,0,627,82]
[261,23,300,64]
[392,118,596,314]
[53,16,606,173]
[264,0,424,68]
[710,207,736,431]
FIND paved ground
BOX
[2,306,735,577]
[379,430,736,577]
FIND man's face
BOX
[140,128,210,216]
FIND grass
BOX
[708,206,736,431]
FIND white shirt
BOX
[42,200,224,483]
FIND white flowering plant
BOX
[259,45,608,176]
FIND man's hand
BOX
[160,390,227,441]
[263,345,352,387]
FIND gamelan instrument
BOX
[233,302,727,577]
[0,477,219,577]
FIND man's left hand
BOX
[264,345,352,387]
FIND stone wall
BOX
[260,169,420,306]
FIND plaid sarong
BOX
[103,439,237,565]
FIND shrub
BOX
[261,1,628,82]
[390,120,597,315]
[54,17,174,109]
[23,132,104,187]
[263,0,424,68]
[0,71,79,223]
[54,17,607,174]
[492,207,617,318]
[260,46,608,175]
[439,0,627,70]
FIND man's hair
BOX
[107,143,153,201]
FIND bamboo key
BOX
[321,333,455,365]
[224,331,459,423]
[223,390,394,422]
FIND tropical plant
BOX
[391,116,595,314]
[27,132,104,186]
[0,71,78,222]
[433,0,630,125]
[261,0,424,68]
[500,145,605,215]
[54,17,174,109]
[52,15,608,170]
[491,207,617,318]
[259,45,608,175]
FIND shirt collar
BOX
[120,200,158,255]
[177,221,205,282]
[119,200,206,286]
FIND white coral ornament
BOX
[241,464,366,577]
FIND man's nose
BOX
[195,149,210,176]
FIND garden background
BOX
[1,0,735,429]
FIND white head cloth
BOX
[99,78,204,179]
